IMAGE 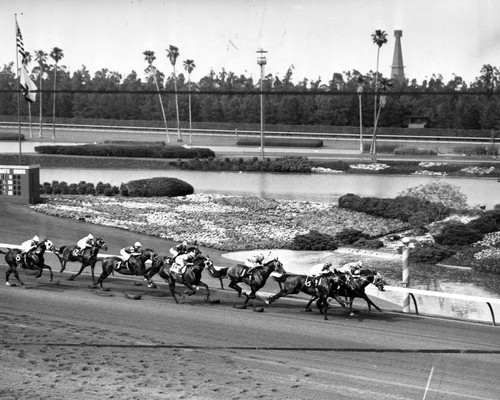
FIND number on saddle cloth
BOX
[73,248,80,257]
[305,276,315,287]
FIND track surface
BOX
[0,202,499,399]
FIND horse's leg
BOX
[69,263,87,281]
[13,268,25,287]
[305,295,318,312]
[359,293,381,312]
[218,277,224,290]
[43,264,53,282]
[96,263,113,290]
[183,279,197,296]
[228,280,243,297]
[196,281,210,301]
[168,279,179,303]
[266,285,296,305]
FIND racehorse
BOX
[96,248,158,290]
[227,258,285,310]
[54,237,108,283]
[266,272,345,319]
[157,254,214,303]
[333,268,385,315]
[142,246,201,286]
[206,263,229,289]
[0,239,57,287]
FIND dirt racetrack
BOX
[1,202,499,399]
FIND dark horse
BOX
[157,254,214,303]
[206,263,229,290]
[338,268,384,315]
[227,258,285,310]
[316,268,384,319]
[54,237,108,283]
[0,239,57,287]
[266,272,345,319]
[95,248,158,290]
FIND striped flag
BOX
[20,64,37,103]
[16,21,25,62]
[16,21,37,102]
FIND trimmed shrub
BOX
[120,177,194,197]
[409,243,455,264]
[433,221,483,246]
[34,144,215,159]
[236,137,323,148]
[466,210,500,234]
[352,237,384,249]
[335,228,366,245]
[292,230,338,251]
[338,193,452,223]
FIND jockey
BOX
[244,253,265,282]
[338,260,363,289]
[76,234,94,256]
[18,235,40,266]
[313,262,333,285]
[119,242,142,271]
[169,240,188,259]
[174,248,196,274]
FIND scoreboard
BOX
[0,165,40,204]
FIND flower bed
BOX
[31,194,409,252]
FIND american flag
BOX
[16,21,25,62]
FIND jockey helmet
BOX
[88,234,94,240]
[134,241,142,248]
[324,262,332,268]
[256,253,265,261]
[32,235,40,242]
[182,240,187,246]
[357,261,363,267]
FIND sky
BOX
[1,0,499,86]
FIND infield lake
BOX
[40,168,500,209]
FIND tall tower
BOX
[391,30,405,83]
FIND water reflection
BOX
[39,168,500,209]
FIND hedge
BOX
[236,138,323,147]
[34,144,215,159]
[120,177,194,197]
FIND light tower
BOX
[257,48,267,159]
[391,30,405,84]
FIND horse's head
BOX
[94,238,108,251]
[371,272,385,291]
[266,257,285,275]
[141,248,157,261]
[202,256,214,271]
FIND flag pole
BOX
[15,14,22,164]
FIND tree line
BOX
[2,48,500,134]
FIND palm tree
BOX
[370,30,388,155]
[183,59,196,143]
[356,75,365,153]
[22,51,34,138]
[50,47,63,139]
[166,45,181,142]
[143,50,170,142]
[373,77,393,142]
[34,50,47,138]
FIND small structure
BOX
[391,30,405,84]
[0,165,40,204]
[408,116,429,129]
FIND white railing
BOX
[0,121,496,145]
[366,285,500,326]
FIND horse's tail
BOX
[0,249,6,254]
